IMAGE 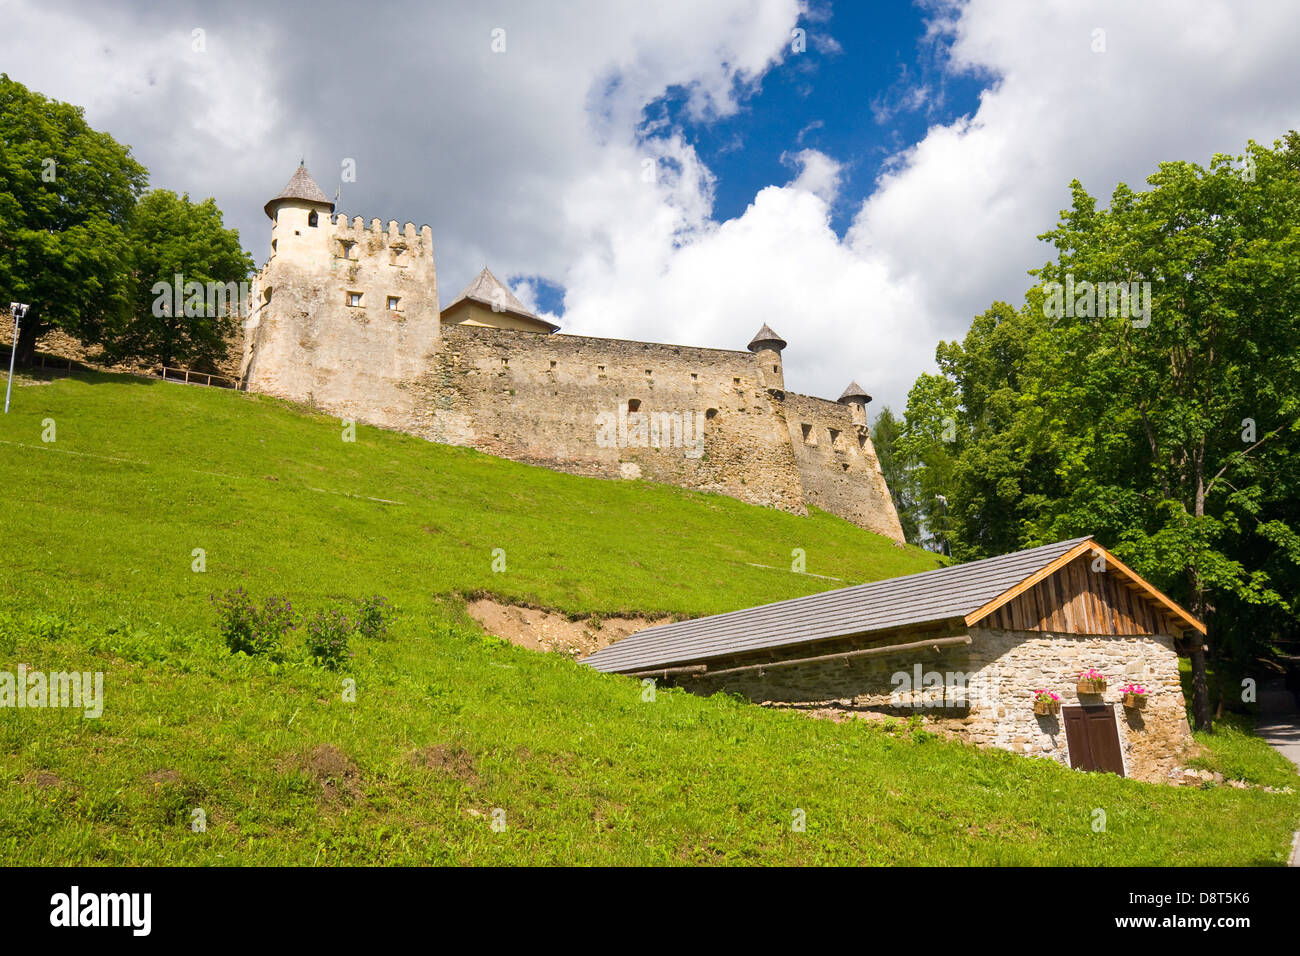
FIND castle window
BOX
[308,210,318,227]
[706,408,718,420]
[627,399,641,412]
[347,292,363,307]
[386,296,400,311]
[598,365,605,372]
[829,428,842,448]
[645,369,652,376]
[733,377,741,385]
[858,433,868,450]
[690,373,697,381]
[773,365,779,374]
[801,423,816,445]
[550,360,557,368]
[339,240,356,260]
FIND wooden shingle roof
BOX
[264,164,334,218]
[581,537,1204,674]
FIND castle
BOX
[239,165,905,542]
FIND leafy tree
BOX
[896,370,961,555]
[1028,135,1300,730]
[0,74,146,364]
[871,406,921,544]
[110,189,254,368]
[898,133,1300,732]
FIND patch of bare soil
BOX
[288,744,364,805]
[466,597,671,658]
[412,745,480,785]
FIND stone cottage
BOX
[582,537,1203,781]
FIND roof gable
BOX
[447,267,534,316]
[581,537,1203,674]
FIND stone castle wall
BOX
[783,392,905,540]
[678,626,1192,782]
[237,197,905,540]
[410,324,809,514]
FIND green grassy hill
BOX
[1,372,1296,865]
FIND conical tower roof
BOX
[838,381,872,405]
[747,323,787,352]
[264,164,334,219]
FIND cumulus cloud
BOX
[2,0,1298,413]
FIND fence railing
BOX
[158,366,239,389]
[0,350,241,390]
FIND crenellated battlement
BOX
[331,214,433,243]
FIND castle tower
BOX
[747,323,787,392]
[837,381,872,427]
[263,163,336,269]
[240,163,441,429]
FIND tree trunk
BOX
[13,318,41,367]
[1187,443,1213,732]
[1188,581,1213,732]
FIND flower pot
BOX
[1077,679,1106,695]
[1033,698,1060,716]
[1122,692,1148,709]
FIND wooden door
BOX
[1062,704,1125,775]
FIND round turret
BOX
[747,324,787,391]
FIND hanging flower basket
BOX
[1077,669,1107,695]
[1032,690,1061,716]
[1120,684,1149,709]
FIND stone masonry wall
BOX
[677,626,1192,782]
[241,208,441,433]
[409,324,809,514]
[783,392,904,540]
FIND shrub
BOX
[354,595,392,640]
[212,588,296,659]
[305,609,354,670]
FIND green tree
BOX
[1029,135,1300,730]
[0,74,146,364]
[897,370,961,555]
[899,133,1300,732]
[111,189,254,368]
[871,406,921,544]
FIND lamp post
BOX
[5,302,28,414]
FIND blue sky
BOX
[646,4,986,236]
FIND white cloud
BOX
[2,0,1298,415]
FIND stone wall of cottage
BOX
[676,626,1193,782]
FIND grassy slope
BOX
[0,372,1296,865]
